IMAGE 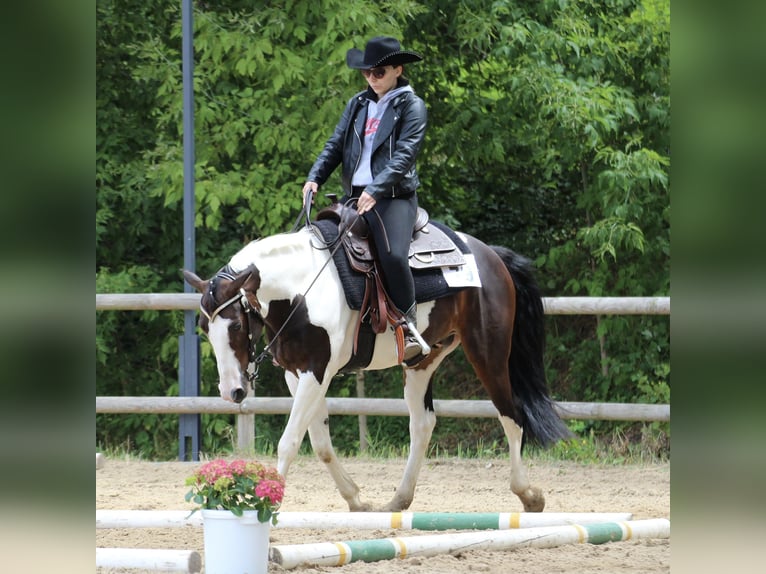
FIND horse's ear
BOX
[182,269,207,293]
[240,265,261,294]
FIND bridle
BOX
[200,271,268,387]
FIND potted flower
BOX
[185,459,285,574]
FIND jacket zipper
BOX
[351,98,363,191]
[390,132,396,197]
[391,98,401,197]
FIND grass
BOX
[99,423,669,465]
[354,422,668,465]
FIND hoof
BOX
[520,487,546,512]
[379,498,412,513]
[349,501,374,512]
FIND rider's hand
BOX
[356,191,377,214]
[302,182,318,206]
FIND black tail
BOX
[491,246,573,448]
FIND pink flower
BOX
[197,459,233,484]
[255,479,285,504]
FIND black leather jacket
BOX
[307,86,427,200]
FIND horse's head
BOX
[182,265,263,403]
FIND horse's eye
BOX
[230,322,242,332]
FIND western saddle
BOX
[315,195,465,363]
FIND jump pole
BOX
[96,548,201,573]
[276,511,634,530]
[97,510,202,529]
[96,510,632,530]
[269,518,670,569]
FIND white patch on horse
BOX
[207,316,243,401]
[228,232,340,328]
[498,414,542,511]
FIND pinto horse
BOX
[183,221,571,512]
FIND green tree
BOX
[97,0,669,459]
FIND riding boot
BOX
[402,303,431,362]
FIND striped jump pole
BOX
[276,511,634,530]
[97,510,632,530]
[96,548,201,573]
[269,518,670,569]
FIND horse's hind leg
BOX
[283,372,371,511]
[499,415,545,512]
[462,332,546,511]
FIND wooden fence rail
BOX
[96,294,670,315]
[96,396,669,422]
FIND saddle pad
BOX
[313,219,472,311]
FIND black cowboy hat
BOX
[346,36,423,70]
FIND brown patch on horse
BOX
[182,267,264,374]
[264,295,331,383]
[422,245,524,425]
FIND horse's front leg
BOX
[281,372,371,511]
[276,371,328,479]
[380,366,438,512]
[306,402,372,511]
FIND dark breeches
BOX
[363,194,417,312]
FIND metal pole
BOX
[178,0,200,461]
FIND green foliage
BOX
[97,0,670,460]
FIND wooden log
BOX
[96,294,670,315]
[543,296,670,315]
[96,293,201,311]
[95,396,670,422]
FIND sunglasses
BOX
[361,67,389,79]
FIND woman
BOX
[302,36,429,362]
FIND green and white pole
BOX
[269,518,670,569]
[276,511,633,530]
[96,510,632,530]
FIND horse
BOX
[182,217,572,513]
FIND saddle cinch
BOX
[315,195,466,357]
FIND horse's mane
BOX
[228,230,310,273]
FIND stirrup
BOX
[404,321,431,357]
[403,336,424,362]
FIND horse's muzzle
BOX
[231,387,246,403]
